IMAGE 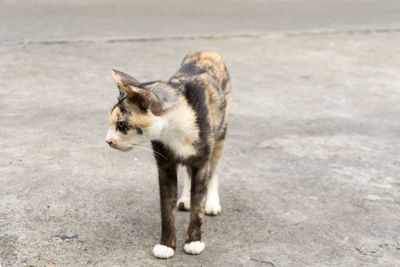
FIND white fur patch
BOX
[152,244,175,259]
[184,241,205,255]
[205,174,221,215]
[106,127,118,140]
[159,127,197,158]
[205,200,221,215]
[158,101,199,158]
[105,126,146,151]
[177,168,191,210]
[146,116,167,140]
[177,196,190,210]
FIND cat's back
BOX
[180,51,225,79]
[170,51,230,91]
[169,51,232,142]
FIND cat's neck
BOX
[158,98,199,158]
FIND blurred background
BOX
[1,0,400,266]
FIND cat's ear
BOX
[111,69,140,87]
[124,86,163,115]
[111,70,163,115]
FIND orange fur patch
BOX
[127,111,153,129]
[109,104,153,129]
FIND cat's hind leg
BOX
[205,139,225,215]
[177,166,191,211]
[205,174,221,215]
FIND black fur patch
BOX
[134,126,143,135]
[126,92,148,113]
[179,62,207,76]
[112,88,128,113]
[183,82,211,156]
[116,121,131,134]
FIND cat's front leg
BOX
[153,162,178,259]
[183,164,209,255]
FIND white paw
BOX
[184,241,205,255]
[152,244,175,259]
[205,200,221,215]
[177,197,190,211]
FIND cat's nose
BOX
[105,139,114,146]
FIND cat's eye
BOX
[116,121,142,135]
[116,121,130,134]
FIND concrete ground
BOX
[1,1,400,266]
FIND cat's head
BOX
[105,69,172,152]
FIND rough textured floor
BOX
[1,1,400,266]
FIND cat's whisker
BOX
[135,144,168,160]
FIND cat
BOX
[105,51,231,259]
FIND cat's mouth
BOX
[111,144,136,152]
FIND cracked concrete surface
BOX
[1,1,400,266]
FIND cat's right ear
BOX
[111,69,163,115]
[111,69,143,98]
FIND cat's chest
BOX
[159,103,200,159]
[160,135,197,159]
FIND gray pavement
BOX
[1,0,400,44]
[1,1,400,266]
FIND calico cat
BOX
[105,51,231,258]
